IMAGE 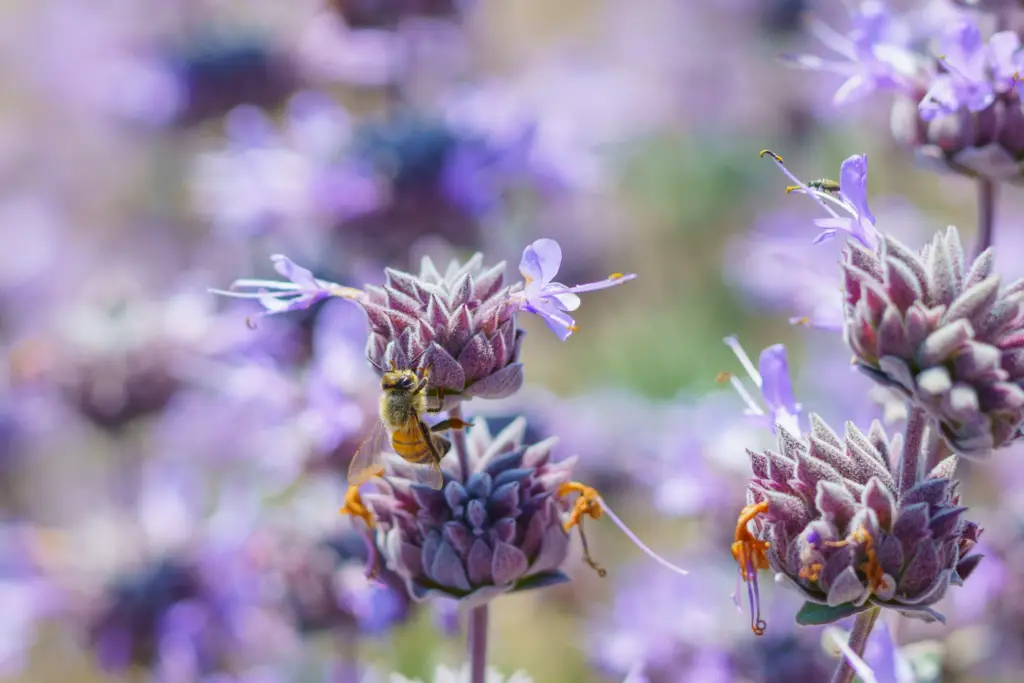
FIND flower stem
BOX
[830,607,881,683]
[975,178,997,259]
[449,404,471,480]
[897,405,927,498]
[468,604,489,683]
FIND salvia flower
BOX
[842,226,1024,455]
[780,1,920,105]
[214,241,635,404]
[760,151,880,250]
[509,238,637,340]
[889,17,1024,181]
[720,336,801,434]
[350,418,575,605]
[342,418,686,605]
[210,254,365,322]
[735,415,982,632]
[918,20,1021,122]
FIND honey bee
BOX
[348,365,471,490]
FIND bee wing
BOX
[409,459,444,490]
[348,419,391,487]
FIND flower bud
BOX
[841,226,1024,455]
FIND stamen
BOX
[558,482,688,577]
[731,501,771,636]
[723,336,763,387]
[827,526,886,594]
[339,485,376,530]
[759,149,841,218]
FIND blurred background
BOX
[3,0,1024,681]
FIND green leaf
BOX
[795,601,871,626]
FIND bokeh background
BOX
[3,0,1024,681]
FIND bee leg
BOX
[430,418,473,433]
[433,434,452,457]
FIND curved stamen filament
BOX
[731,501,771,636]
[558,482,689,578]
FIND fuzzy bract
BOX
[362,418,575,605]
[842,226,1024,455]
[745,415,982,624]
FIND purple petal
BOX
[519,238,562,286]
[839,155,875,224]
[758,344,797,416]
[271,254,318,288]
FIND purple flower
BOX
[722,337,801,434]
[761,151,879,250]
[210,254,364,321]
[345,418,686,605]
[842,227,1024,456]
[192,92,382,239]
[737,416,982,629]
[918,20,1020,120]
[510,238,637,340]
[831,621,915,683]
[782,1,920,105]
[357,418,576,605]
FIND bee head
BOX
[381,369,418,392]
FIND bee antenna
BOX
[366,356,386,373]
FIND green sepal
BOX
[795,601,871,626]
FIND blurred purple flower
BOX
[761,151,880,250]
[831,620,915,683]
[919,20,1022,121]
[390,664,533,683]
[591,556,832,683]
[192,92,382,240]
[510,238,637,340]
[722,337,801,434]
[782,1,920,105]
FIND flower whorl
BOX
[362,418,575,605]
[363,254,525,409]
[842,226,1024,456]
[747,415,981,624]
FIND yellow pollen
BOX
[568,324,579,332]
[785,185,802,194]
[799,562,823,582]
[715,371,732,383]
[609,272,624,280]
[558,482,607,577]
[826,526,886,595]
[759,149,783,162]
[339,485,375,530]
[731,501,771,636]
[792,316,811,327]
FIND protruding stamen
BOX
[558,482,689,578]
[827,526,886,595]
[340,486,375,530]
[731,501,771,636]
